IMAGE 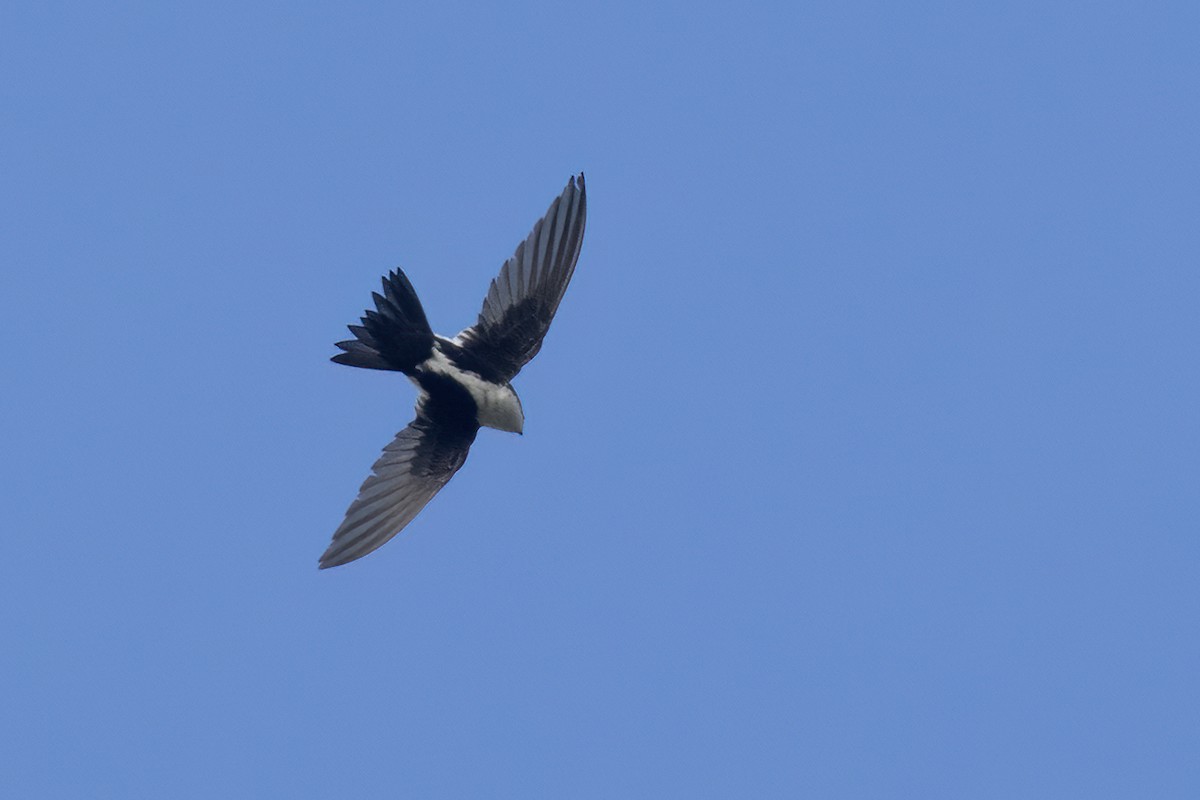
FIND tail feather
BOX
[332,270,435,373]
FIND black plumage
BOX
[331,270,434,373]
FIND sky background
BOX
[2,2,1198,797]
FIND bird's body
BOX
[420,338,526,433]
[319,174,586,568]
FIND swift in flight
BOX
[320,174,587,568]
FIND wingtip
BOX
[317,550,350,570]
[318,536,371,568]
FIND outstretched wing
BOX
[319,414,478,568]
[454,173,587,384]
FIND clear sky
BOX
[2,2,1198,797]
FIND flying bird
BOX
[319,174,587,568]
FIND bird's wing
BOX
[319,414,478,568]
[454,173,587,384]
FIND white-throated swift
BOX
[320,174,587,568]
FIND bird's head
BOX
[478,382,525,435]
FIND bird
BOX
[319,173,587,569]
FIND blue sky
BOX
[2,2,1198,797]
